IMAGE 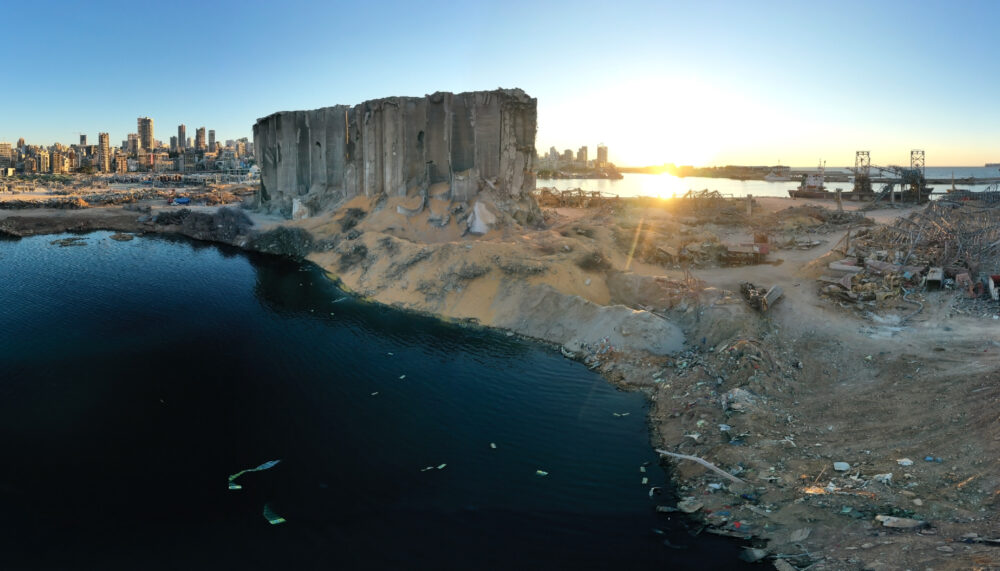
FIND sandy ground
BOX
[5,193,1000,569]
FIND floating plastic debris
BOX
[489,443,497,449]
[420,466,435,472]
[228,460,281,485]
[612,412,630,417]
[332,297,347,303]
[387,352,394,356]
[649,486,662,498]
[370,392,379,396]
[263,504,286,525]
[228,483,242,490]
[641,477,649,485]
[535,470,549,477]
[399,375,406,380]
[436,463,447,470]
[639,466,646,473]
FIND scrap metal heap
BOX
[820,198,1000,310]
[535,187,620,208]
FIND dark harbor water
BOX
[0,232,750,569]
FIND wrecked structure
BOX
[252,89,540,228]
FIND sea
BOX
[0,232,753,569]
[542,167,1000,199]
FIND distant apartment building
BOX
[115,155,128,173]
[98,132,111,173]
[208,129,215,152]
[596,145,608,167]
[195,127,206,151]
[178,124,186,150]
[51,150,65,174]
[79,134,87,146]
[0,142,12,169]
[170,136,178,152]
[137,116,154,151]
[37,149,50,173]
[562,149,573,162]
[577,146,588,164]
[126,133,139,155]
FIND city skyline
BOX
[5,1,1000,167]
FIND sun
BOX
[607,77,729,167]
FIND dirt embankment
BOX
[9,193,1000,569]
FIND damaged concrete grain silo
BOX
[253,88,540,231]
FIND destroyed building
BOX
[252,89,539,224]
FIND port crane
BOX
[851,150,929,204]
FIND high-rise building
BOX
[79,134,87,146]
[98,132,111,173]
[178,124,186,149]
[137,116,154,151]
[562,149,573,162]
[37,149,50,173]
[577,146,588,164]
[115,155,128,174]
[596,145,608,167]
[170,136,178,152]
[126,133,140,155]
[16,137,25,149]
[208,130,215,152]
[0,142,12,169]
[195,127,206,151]
[51,150,67,174]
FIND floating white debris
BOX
[489,443,497,449]
[387,352,394,356]
[641,477,649,485]
[399,375,406,380]
[228,460,282,485]
[436,463,447,470]
[228,483,242,490]
[639,466,646,473]
[370,392,379,396]
[263,504,286,525]
[420,466,434,472]
[536,470,549,477]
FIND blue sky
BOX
[4,0,1000,166]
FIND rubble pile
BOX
[756,205,871,235]
[0,188,249,211]
[853,202,1000,275]
[820,201,1000,314]
[535,187,620,209]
